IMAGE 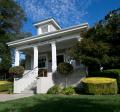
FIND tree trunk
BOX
[65,76,67,88]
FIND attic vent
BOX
[41,25,48,34]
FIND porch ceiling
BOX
[21,38,77,55]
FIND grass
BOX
[0,81,12,85]
[0,94,120,112]
[0,81,13,93]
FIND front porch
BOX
[13,34,87,94]
[15,37,79,74]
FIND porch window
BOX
[38,56,47,69]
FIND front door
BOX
[57,54,64,65]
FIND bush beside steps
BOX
[47,85,76,95]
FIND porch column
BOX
[33,46,38,68]
[15,49,20,66]
[51,41,57,72]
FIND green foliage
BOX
[0,81,13,92]
[82,77,118,95]
[69,8,120,72]
[47,85,62,94]
[89,69,120,92]
[62,87,76,95]
[57,62,73,75]
[9,66,24,78]
[0,0,26,75]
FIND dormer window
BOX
[33,18,61,35]
[41,25,48,34]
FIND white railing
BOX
[14,67,38,93]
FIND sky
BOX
[16,0,120,36]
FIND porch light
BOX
[0,57,2,63]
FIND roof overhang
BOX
[7,23,88,47]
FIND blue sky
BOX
[16,0,120,36]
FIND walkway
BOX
[0,94,34,102]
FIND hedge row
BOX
[82,77,118,95]
[89,69,120,92]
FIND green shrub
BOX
[62,86,76,95]
[82,77,118,95]
[9,66,24,78]
[0,81,13,92]
[89,69,120,92]
[57,62,73,75]
[47,85,62,94]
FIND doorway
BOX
[57,54,64,65]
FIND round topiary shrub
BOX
[47,85,62,94]
[62,86,76,95]
[9,66,24,78]
[82,77,118,95]
[57,62,73,87]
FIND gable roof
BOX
[7,23,88,47]
[33,18,61,30]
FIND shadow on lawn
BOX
[1,95,120,112]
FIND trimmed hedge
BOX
[9,66,24,78]
[47,85,62,94]
[62,87,76,95]
[0,81,13,92]
[82,77,118,95]
[89,69,120,92]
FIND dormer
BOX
[33,18,61,35]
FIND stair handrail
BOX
[21,66,38,78]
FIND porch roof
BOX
[7,23,88,47]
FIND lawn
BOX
[0,94,120,112]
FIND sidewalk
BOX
[0,94,34,102]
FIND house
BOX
[7,18,88,94]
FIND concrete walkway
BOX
[0,94,34,102]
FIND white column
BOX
[33,46,38,68]
[15,49,20,66]
[51,41,57,72]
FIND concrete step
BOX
[21,81,37,94]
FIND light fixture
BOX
[0,57,2,63]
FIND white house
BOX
[7,18,88,94]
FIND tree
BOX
[69,8,120,73]
[0,0,26,76]
[57,62,73,87]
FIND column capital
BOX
[32,46,38,49]
[50,41,56,45]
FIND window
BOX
[41,25,48,33]
[38,55,47,69]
